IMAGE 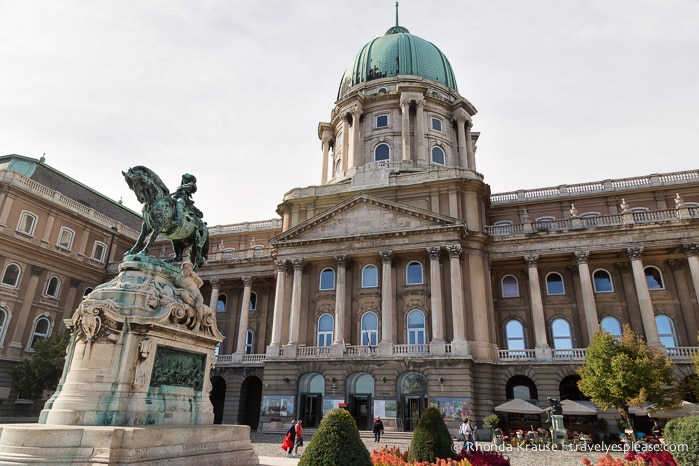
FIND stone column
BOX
[524,255,551,358]
[268,260,287,356]
[467,250,491,359]
[208,278,220,310]
[448,245,466,343]
[235,276,253,354]
[333,255,347,345]
[626,247,661,346]
[575,251,599,343]
[415,98,426,163]
[465,119,475,171]
[0,192,16,227]
[321,133,332,184]
[400,98,411,162]
[453,110,468,169]
[379,250,394,355]
[427,247,444,343]
[681,243,699,304]
[8,265,43,357]
[341,116,350,173]
[351,105,362,170]
[288,259,304,346]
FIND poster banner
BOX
[322,398,344,416]
[261,395,295,417]
[429,397,471,420]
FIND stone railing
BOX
[552,348,588,360]
[393,344,430,355]
[297,346,332,358]
[208,219,282,235]
[207,247,273,262]
[498,349,536,360]
[666,347,699,359]
[346,345,378,357]
[215,353,267,366]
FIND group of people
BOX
[459,418,476,451]
[281,419,304,457]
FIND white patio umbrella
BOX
[494,399,545,414]
[649,401,699,419]
[560,399,597,416]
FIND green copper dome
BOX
[338,25,458,100]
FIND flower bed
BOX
[371,446,512,466]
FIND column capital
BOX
[275,259,287,271]
[242,276,253,286]
[523,255,539,267]
[334,254,347,268]
[291,258,304,271]
[452,108,471,123]
[668,259,686,272]
[626,247,644,261]
[447,244,462,258]
[31,265,44,276]
[681,243,699,257]
[427,246,441,260]
[400,97,411,107]
[574,251,590,264]
[209,278,220,287]
[379,250,394,263]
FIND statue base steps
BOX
[0,424,258,465]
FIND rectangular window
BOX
[376,114,388,128]
[92,242,107,262]
[57,227,74,250]
[17,211,37,236]
[431,117,443,132]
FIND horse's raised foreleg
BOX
[140,226,162,255]
[126,222,150,255]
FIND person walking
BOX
[461,418,475,451]
[293,419,303,457]
[373,416,385,442]
[285,420,296,457]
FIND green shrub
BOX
[298,408,371,466]
[407,406,457,462]
[664,415,699,466]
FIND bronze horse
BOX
[123,166,209,270]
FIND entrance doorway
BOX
[238,376,262,429]
[398,371,427,432]
[347,372,375,430]
[301,394,322,428]
[210,376,226,424]
[403,395,424,432]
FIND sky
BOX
[2,0,698,226]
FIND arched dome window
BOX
[431,146,445,165]
[374,143,390,162]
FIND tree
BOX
[298,408,371,466]
[10,331,70,400]
[407,406,457,462]
[577,324,678,438]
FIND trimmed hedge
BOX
[298,408,372,466]
[663,415,699,466]
[407,406,457,462]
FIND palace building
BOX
[2,16,698,435]
[198,19,699,435]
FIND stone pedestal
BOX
[550,414,568,445]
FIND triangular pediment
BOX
[273,195,464,244]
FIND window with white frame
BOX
[431,146,445,165]
[656,315,678,348]
[505,320,526,351]
[249,291,257,311]
[407,309,426,345]
[319,268,335,290]
[600,316,622,338]
[551,318,573,349]
[83,287,94,296]
[0,307,8,347]
[645,266,665,289]
[501,275,520,298]
[44,276,61,299]
[30,316,52,350]
[374,143,390,162]
[245,329,255,354]
[593,269,614,293]
[546,272,565,295]
[361,265,378,288]
[216,294,227,312]
[317,313,334,346]
[1,263,21,288]
[376,114,389,128]
[431,117,443,132]
[406,261,423,285]
[56,227,74,250]
[360,311,378,346]
[92,241,107,262]
[17,211,37,236]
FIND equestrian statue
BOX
[123,166,209,270]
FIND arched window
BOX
[245,329,255,354]
[216,294,227,312]
[56,227,74,250]
[374,143,390,162]
[501,275,520,298]
[656,315,678,348]
[546,272,565,295]
[30,316,52,350]
[406,261,423,285]
[361,265,378,288]
[551,318,573,349]
[360,311,378,346]
[506,375,538,402]
[249,292,257,311]
[44,276,61,299]
[17,211,38,236]
[431,146,445,165]
[92,241,107,262]
[600,316,622,338]
[317,313,334,346]
[319,268,335,290]
[560,375,587,401]
[505,320,526,351]
[376,114,389,128]
[407,309,426,346]
[1,263,21,288]
[0,307,9,347]
[83,287,94,296]
[593,269,613,293]
[645,266,665,289]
